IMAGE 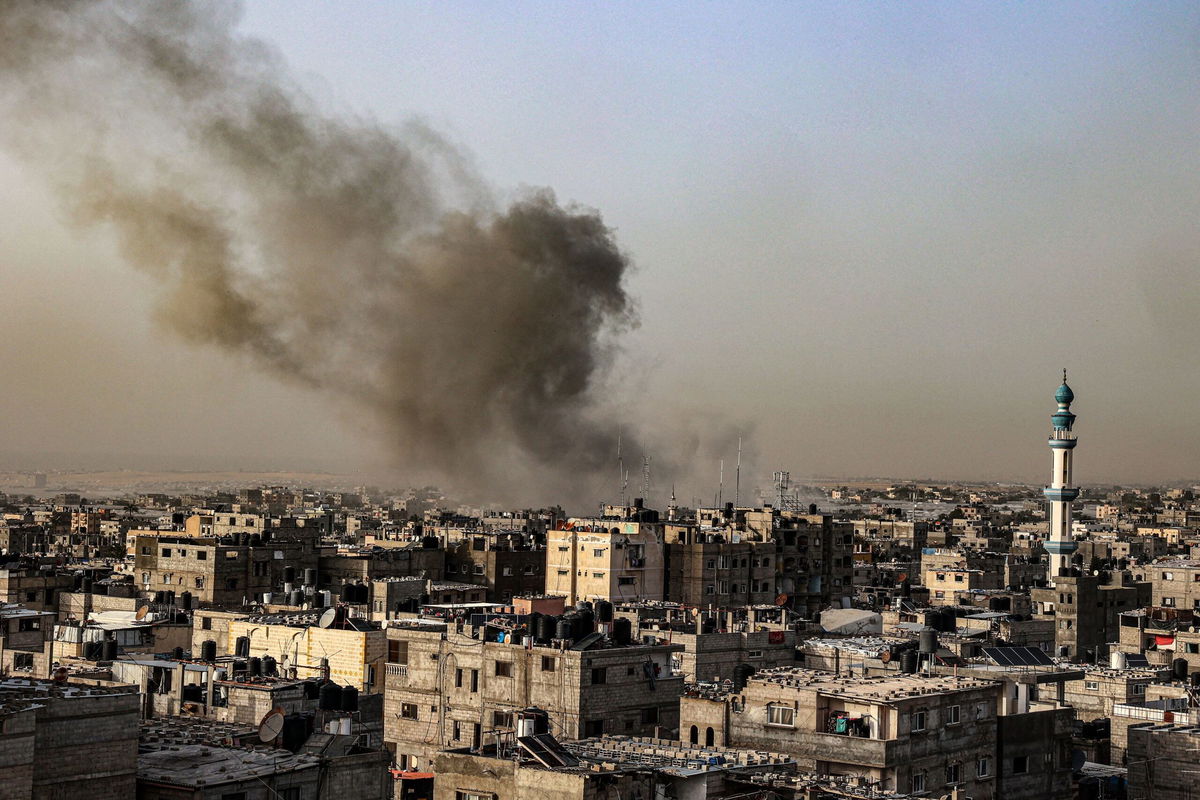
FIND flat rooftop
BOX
[138,743,319,787]
[748,667,998,701]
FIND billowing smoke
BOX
[0,1,636,501]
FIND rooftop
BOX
[747,667,998,702]
[138,743,319,788]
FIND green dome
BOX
[1055,382,1073,405]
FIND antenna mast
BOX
[718,460,724,509]
[735,437,742,508]
[616,431,624,507]
[642,456,651,500]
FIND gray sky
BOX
[1,1,1198,505]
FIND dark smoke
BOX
[0,1,635,501]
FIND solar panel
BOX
[983,647,1054,667]
[1125,653,1149,668]
[518,734,579,768]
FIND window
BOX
[1163,597,1176,607]
[977,757,991,778]
[140,546,150,555]
[471,670,479,692]
[502,566,513,577]
[161,548,172,557]
[705,585,715,595]
[456,792,495,800]
[201,617,212,630]
[591,667,607,684]
[911,773,926,793]
[541,656,556,672]
[1163,572,1175,581]
[523,565,535,575]
[281,790,301,800]
[473,564,484,575]
[641,707,659,724]
[947,705,960,724]
[618,577,635,586]
[594,548,605,557]
[1084,681,1099,691]
[718,580,729,594]
[401,703,418,720]
[494,661,512,677]
[196,551,207,560]
[455,669,463,688]
[493,711,513,727]
[747,650,763,660]
[388,640,408,664]
[946,763,961,784]
[1132,683,1146,696]
[706,559,716,569]
[766,704,795,727]
[17,618,40,632]
[584,719,604,737]
[912,711,927,732]
[12,653,33,670]
[1012,755,1028,774]
[954,574,964,583]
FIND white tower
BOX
[1044,370,1079,585]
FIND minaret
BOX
[1044,370,1079,585]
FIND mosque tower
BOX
[1043,370,1079,585]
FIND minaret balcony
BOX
[1043,487,1079,502]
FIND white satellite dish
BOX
[318,608,337,629]
[258,709,285,743]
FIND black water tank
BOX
[311,591,325,609]
[263,656,278,676]
[233,659,248,675]
[248,657,262,677]
[576,609,595,634]
[289,589,304,606]
[84,641,103,660]
[283,566,296,584]
[339,583,354,603]
[355,583,370,604]
[1173,658,1188,680]
[341,685,359,712]
[165,590,176,606]
[102,639,118,662]
[702,616,717,633]
[613,617,633,646]
[319,682,343,711]
[281,714,309,752]
[595,601,614,623]
[172,646,185,660]
[421,536,440,549]
[179,591,193,610]
[919,628,938,654]
[576,600,593,612]
[303,679,320,699]
[900,650,919,674]
[81,577,93,593]
[555,617,573,641]
[537,615,557,643]
[235,636,251,658]
[304,568,317,586]
[201,640,217,661]
[181,684,203,702]
[153,591,165,604]
[732,664,756,691]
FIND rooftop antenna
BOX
[718,460,724,509]
[773,471,791,508]
[642,456,651,500]
[616,431,624,507]
[735,437,742,509]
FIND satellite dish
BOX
[134,606,150,621]
[775,593,789,607]
[318,608,337,629]
[880,649,893,664]
[1070,749,1086,772]
[897,573,908,583]
[258,709,285,743]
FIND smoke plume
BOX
[0,1,636,501]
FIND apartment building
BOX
[681,668,1002,798]
[545,509,665,603]
[383,620,684,772]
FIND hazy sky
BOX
[1,2,1198,504]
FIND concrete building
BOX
[0,677,139,799]
[1032,571,1150,661]
[383,619,684,772]
[432,734,795,800]
[444,534,544,602]
[545,506,665,603]
[1126,723,1200,800]
[1062,666,1166,722]
[681,668,1003,798]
